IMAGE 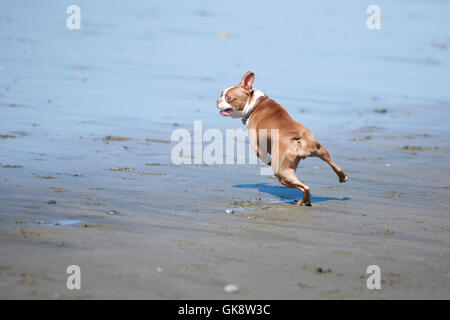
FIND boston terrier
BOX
[216,71,348,206]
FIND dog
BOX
[216,71,348,206]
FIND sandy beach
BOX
[0,1,449,299]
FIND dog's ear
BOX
[240,71,255,92]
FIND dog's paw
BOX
[294,200,312,207]
[339,173,348,183]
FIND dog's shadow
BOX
[233,183,350,203]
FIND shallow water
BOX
[1,1,450,136]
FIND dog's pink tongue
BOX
[220,109,233,116]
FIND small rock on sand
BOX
[219,32,229,40]
[315,267,333,274]
[103,135,131,141]
[36,175,56,179]
[225,209,233,214]
[224,284,239,294]
[110,167,134,172]
[401,145,438,151]
[145,138,170,144]
[0,134,15,139]
[2,164,23,168]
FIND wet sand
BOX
[1,109,449,299]
[1,1,449,299]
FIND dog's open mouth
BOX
[220,108,233,117]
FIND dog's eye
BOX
[226,95,231,101]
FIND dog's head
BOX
[216,71,255,118]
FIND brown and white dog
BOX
[216,71,348,206]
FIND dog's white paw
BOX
[339,173,348,183]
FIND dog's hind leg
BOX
[277,169,311,206]
[314,144,348,183]
[274,154,311,206]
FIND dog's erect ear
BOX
[240,71,255,91]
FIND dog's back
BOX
[248,98,320,158]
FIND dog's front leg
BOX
[248,128,271,165]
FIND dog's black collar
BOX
[242,94,268,125]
